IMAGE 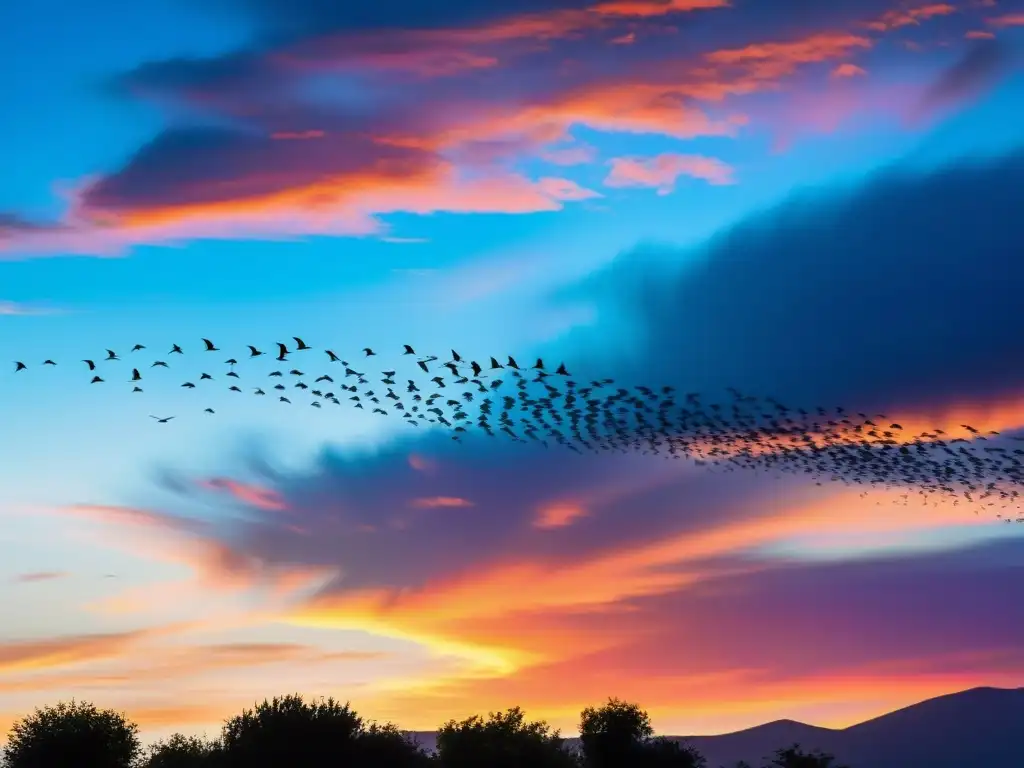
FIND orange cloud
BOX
[56,505,336,600]
[863,3,957,32]
[282,479,1008,732]
[0,632,146,676]
[832,62,868,77]
[410,496,476,509]
[2,163,600,256]
[590,0,729,18]
[408,454,436,472]
[534,501,590,529]
[705,32,872,67]
[604,153,735,193]
[199,477,289,511]
[965,29,996,38]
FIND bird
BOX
[556,363,570,376]
[43,359,56,366]
[363,348,376,356]
[90,376,104,383]
[105,349,119,361]
[150,415,175,423]
[170,344,183,354]
[326,350,341,362]
[276,343,289,361]
[151,361,168,368]
[248,346,263,358]
[403,345,416,355]
[131,369,142,382]
[202,338,219,352]
[83,359,96,370]
[14,362,26,372]
[204,408,215,414]
[293,337,311,350]
[181,382,196,388]
[131,344,145,352]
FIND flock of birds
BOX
[10,338,1024,520]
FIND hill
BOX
[404,686,1024,767]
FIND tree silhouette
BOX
[356,721,434,766]
[142,733,223,767]
[579,698,654,768]
[643,736,707,768]
[219,693,362,768]
[436,706,578,768]
[765,744,847,768]
[1,699,141,768]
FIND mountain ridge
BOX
[404,686,1024,766]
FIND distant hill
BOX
[404,686,1024,767]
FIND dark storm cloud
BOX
[555,145,1024,415]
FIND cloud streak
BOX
[0,0,996,257]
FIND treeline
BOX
[1,695,845,768]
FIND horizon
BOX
[2,0,1024,748]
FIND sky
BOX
[1,0,1024,746]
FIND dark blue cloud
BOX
[556,146,1024,413]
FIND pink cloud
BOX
[411,496,476,509]
[832,62,868,78]
[605,153,735,193]
[199,477,289,511]
[987,14,1024,28]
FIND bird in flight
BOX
[293,337,311,351]
[14,361,26,372]
[248,346,263,358]
[202,338,219,352]
[170,344,183,354]
[105,349,119,361]
[131,344,145,352]
[150,415,175,423]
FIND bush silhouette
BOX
[436,706,577,768]
[2,699,141,768]
[142,733,223,767]
[764,744,847,768]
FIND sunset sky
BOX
[2,0,1024,745]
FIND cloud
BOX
[0,301,63,316]
[11,571,66,583]
[410,496,476,509]
[102,422,1020,732]
[198,477,289,511]
[1,0,978,258]
[561,146,1024,426]
[914,38,1013,120]
[604,153,735,193]
[986,13,1024,28]
[862,3,957,32]
[54,504,335,604]
[831,62,868,77]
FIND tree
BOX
[764,744,847,768]
[643,737,706,768]
[579,698,654,768]
[2,699,141,768]
[436,706,578,768]
[219,693,362,768]
[356,722,434,767]
[142,733,223,767]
